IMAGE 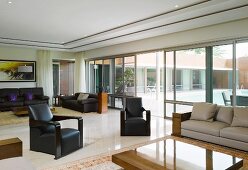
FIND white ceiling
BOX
[0,0,247,51]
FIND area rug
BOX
[45,156,122,170]
[0,107,89,126]
[44,136,170,170]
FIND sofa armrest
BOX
[145,110,151,123]
[35,95,49,100]
[172,112,192,137]
[29,119,60,128]
[52,115,82,121]
[0,138,22,160]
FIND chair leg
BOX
[78,119,83,147]
[55,126,62,159]
[120,111,125,136]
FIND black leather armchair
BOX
[29,104,83,159]
[121,97,151,136]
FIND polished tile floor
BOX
[0,109,171,169]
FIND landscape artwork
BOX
[0,60,36,82]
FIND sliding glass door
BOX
[213,44,233,106]
[136,51,164,117]
[85,38,248,119]
[124,56,135,96]
[165,48,205,118]
[235,41,248,106]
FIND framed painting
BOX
[0,60,36,82]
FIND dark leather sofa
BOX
[60,93,98,113]
[0,87,49,111]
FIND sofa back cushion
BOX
[88,93,98,99]
[216,106,233,124]
[19,87,44,97]
[231,107,248,127]
[190,102,217,121]
[0,88,19,98]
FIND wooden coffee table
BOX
[12,106,56,116]
[112,138,247,170]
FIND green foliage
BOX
[188,47,225,57]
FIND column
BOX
[156,52,160,100]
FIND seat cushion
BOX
[181,120,229,136]
[0,101,23,107]
[125,118,147,136]
[61,128,80,155]
[190,102,217,121]
[220,127,248,143]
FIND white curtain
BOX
[74,52,86,92]
[36,50,53,105]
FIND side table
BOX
[98,92,108,113]
[53,95,62,107]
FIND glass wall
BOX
[165,51,174,117]
[86,38,248,118]
[213,44,233,105]
[115,58,123,94]
[124,56,135,96]
[136,51,164,117]
[175,48,206,102]
[53,63,60,96]
[94,60,103,93]
[165,48,206,118]
[103,59,112,93]
[88,61,95,93]
[236,42,248,106]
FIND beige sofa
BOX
[172,102,248,151]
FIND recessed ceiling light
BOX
[8,1,12,4]
[175,5,179,8]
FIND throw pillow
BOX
[8,93,17,102]
[231,107,248,127]
[25,92,33,101]
[190,102,217,121]
[216,106,233,124]
[77,93,89,101]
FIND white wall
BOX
[0,46,37,88]
[84,18,248,58]
[0,46,77,89]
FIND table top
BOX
[112,138,243,170]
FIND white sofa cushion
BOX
[190,102,217,121]
[216,106,233,125]
[220,127,248,143]
[77,93,89,101]
[181,120,229,137]
[231,107,248,127]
